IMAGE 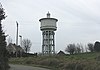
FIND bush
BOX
[59,60,100,70]
[60,61,85,70]
[94,41,100,52]
[0,57,9,70]
[39,58,60,67]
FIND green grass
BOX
[9,52,100,70]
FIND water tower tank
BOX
[39,12,58,31]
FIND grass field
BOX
[9,52,100,70]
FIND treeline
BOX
[65,41,100,54]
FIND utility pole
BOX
[19,35,22,57]
[16,21,18,46]
[16,21,18,57]
[19,35,22,47]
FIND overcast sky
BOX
[1,0,100,53]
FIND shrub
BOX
[39,58,60,67]
[94,41,100,52]
[61,61,85,70]
[0,57,9,70]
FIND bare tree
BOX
[22,39,32,53]
[65,43,84,54]
[65,44,76,54]
[79,43,84,53]
[87,43,94,52]
[75,43,81,53]
[7,36,12,45]
[85,45,88,52]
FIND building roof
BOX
[6,43,23,53]
[57,50,66,56]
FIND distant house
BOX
[6,43,24,57]
[57,50,66,56]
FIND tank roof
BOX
[39,12,58,22]
[39,18,58,22]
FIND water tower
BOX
[39,12,58,55]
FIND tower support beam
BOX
[42,30,55,55]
